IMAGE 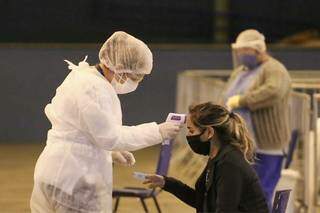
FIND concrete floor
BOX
[0,143,194,213]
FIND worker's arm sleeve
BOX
[162,176,197,208]
[239,66,291,111]
[78,89,163,151]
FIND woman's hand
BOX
[143,174,165,188]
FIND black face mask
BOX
[186,132,211,156]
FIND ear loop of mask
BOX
[202,127,214,141]
[96,64,128,83]
[114,73,127,84]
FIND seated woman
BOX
[144,102,269,213]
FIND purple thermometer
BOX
[162,113,186,145]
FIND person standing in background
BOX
[225,29,292,207]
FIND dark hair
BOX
[189,102,254,162]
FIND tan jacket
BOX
[227,57,292,150]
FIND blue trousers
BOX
[253,153,284,209]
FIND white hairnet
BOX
[231,29,266,52]
[99,31,153,75]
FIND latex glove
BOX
[158,122,183,140]
[112,151,136,166]
[226,95,241,110]
[120,151,136,166]
[143,174,165,188]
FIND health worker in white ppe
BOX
[30,31,182,213]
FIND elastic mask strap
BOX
[114,73,127,84]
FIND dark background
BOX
[0,0,319,43]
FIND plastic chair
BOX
[272,189,291,213]
[112,140,173,213]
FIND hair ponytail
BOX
[229,112,254,163]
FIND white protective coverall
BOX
[30,58,163,212]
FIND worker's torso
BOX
[34,64,120,206]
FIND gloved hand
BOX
[120,151,136,166]
[112,151,136,166]
[158,122,183,140]
[226,95,241,110]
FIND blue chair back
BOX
[272,189,291,213]
[155,140,173,176]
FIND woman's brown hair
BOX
[189,102,254,162]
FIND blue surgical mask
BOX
[238,54,260,69]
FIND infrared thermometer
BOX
[162,113,186,145]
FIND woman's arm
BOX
[163,176,197,208]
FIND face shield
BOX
[231,29,267,70]
[232,48,242,70]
